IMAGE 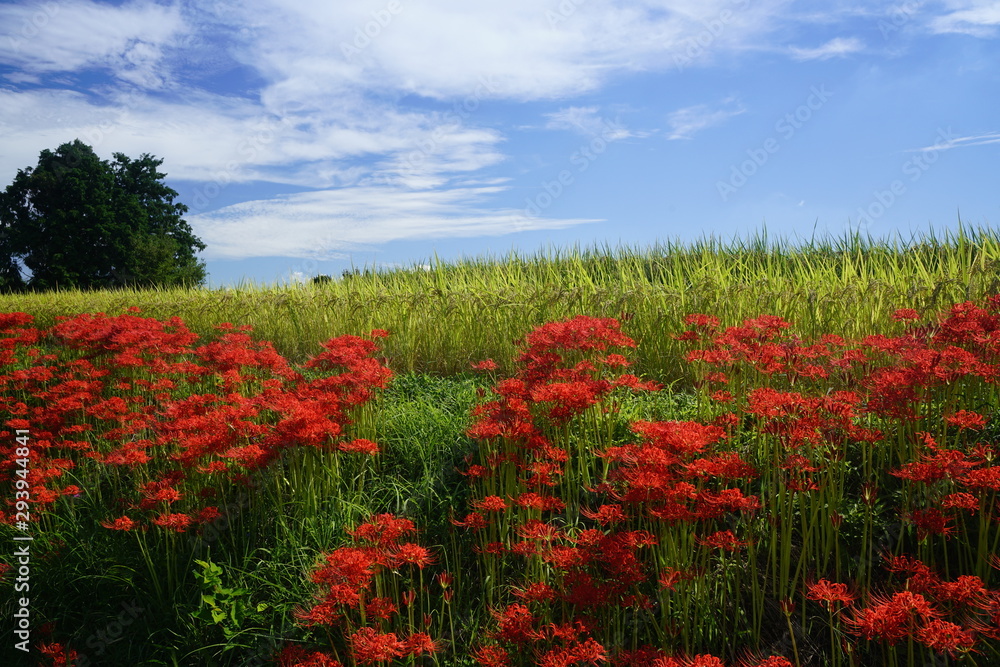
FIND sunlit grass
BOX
[4,227,998,386]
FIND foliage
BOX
[192,558,268,645]
[0,139,206,291]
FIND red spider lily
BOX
[389,543,435,568]
[349,627,406,664]
[338,438,380,455]
[472,644,512,666]
[860,482,879,506]
[847,591,939,643]
[580,503,629,526]
[696,488,761,519]
[658,567,695,591]
[945,409,987,431]
[512,581,557,602]
[711,390,734,403]
[348,514,417,546]
[151,512,193,532]
[522,315,635,355]
[473,495,508,512]
[601,353,631,367]
[685,313,721,329]
[884,555,990,610]
[364,596,398,620]
[491,603,543,643]
[513,492,563,512]
[907,508,956,540]
[892,308,920,321]
[541,545,586,569]
[806,579,856,610]
[630,419,727,456]
[608,646,672,666]
[697,529,748,552]
[189,503,218,520]
[294,599,343,626]
[100,516,137,531]
[36,642,80,667]
[742,658,794,667]
[452,512,490,531]
[891,436,978,484]
[471,359,499,371]
[684,452,758,481]
[311,547,378,591]
[883,554,941,591]
[537,636,607,666]
[915,618,977,655]
[3,310,395,537]
[276,644,344,667]
[139,485,182,508]
[941,492,980,514]
[935,575,991,609]
[530,380,609,422]
[517,519,561,541]
[403,631,440,656]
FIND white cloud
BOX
[0,87,506,192]
[666,98,746,140]
[789,36,864,60]
[0,0,185,89]
[544,106,637,139]
[218,0,791,104]
[930,2,1000,36]
[909,131,1000,152]
[188,184,601,260]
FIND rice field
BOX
[4,228,998,384]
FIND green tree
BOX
[0,139,206,291]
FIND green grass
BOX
[3,227,998,386]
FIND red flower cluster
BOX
[0,311,393,532]
[290,513,439,663]
[462,315,762,662]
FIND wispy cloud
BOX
[789,36,864,60]
[909,131,1000,152]
[930,2,1000,36]
[0,0,185,89]
[220,0,791,104]
[544,106,637,139]
[189,184,601,260]
[0,87,506,192]
[666,98,745,140]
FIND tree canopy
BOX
[0,139,206,291]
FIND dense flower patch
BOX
[1,310,391,535]
[3,298,1000,665]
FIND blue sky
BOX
[1,0,998,286]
